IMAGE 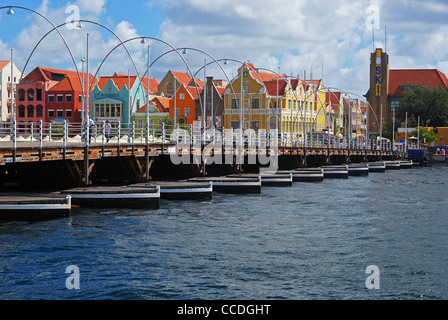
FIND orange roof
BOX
[136,96,170,113]
[388,69,448,96]
[186,86,203,100]
[0,61,10,70]
[48,73,95,92]
[151,96,170,112]
[215,86,226,97]
[39,67,81,81]
[96,75,138,91]
[172,71,192,86]
[190,78,205,88]
[95,74,158,93]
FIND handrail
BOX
[0,121,408,153]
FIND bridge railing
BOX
[0,120,407,153]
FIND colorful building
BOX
[90,73,158,126]
[223,63,328,143]
[170,84,201,126]
[195,76,226,128]
[158,70,198,98]
[16,67,93,133]
[0,60,22,122]
[366,48,448,136]
[133,96,169,133]
[325,91,345,138]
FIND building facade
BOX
[223,63,328,143]
[90,73,158,126]
[133,96,169,134]
[16,67,92,133]
[0,60,22,122]
[366,47,448,137]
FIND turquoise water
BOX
[1,164,447,300]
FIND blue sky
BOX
[1,0,448,96]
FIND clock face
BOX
[376,56,381,64]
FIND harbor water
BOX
[1,164,448,300]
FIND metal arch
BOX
[1,6,82,91]
[91,37,199,117]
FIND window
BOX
[66,94,72,103]
[242,84,249,93]
[27,89,34,101]
[18,90,25,101]
[167,82,174,95]
[48,110,55,118]
[48,95,54,103]
[251,121,260,131]
[57,95,63,103]
[179,93,185,100]
[231,121,240,129]
[390,100,400,112]
[27,106,34,118]
[175,108,180,118]
[18,106,25,118]
[93,100,122,118]
[251,99,259,109]
[36,106,43,118]
[231,99,239,109]
[36,89,42,101]
[184,108,190,117]
[57,110,64,118]
[65,110,72,118]
[79,95,82,103]
[137,118,143,129]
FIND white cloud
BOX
[75,0,107,14]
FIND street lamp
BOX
[6,7,13,15]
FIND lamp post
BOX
[145,44,150,181]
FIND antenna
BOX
[372,28,375,51]
[385,25,387,52]
[322,57,324,79]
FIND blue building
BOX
[90,73,158,125]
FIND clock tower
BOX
[366,48,389,138]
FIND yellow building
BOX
[223,63,328,144]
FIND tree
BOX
[409,127,438,144]
[382,120,399,140]
[396,86,448,127]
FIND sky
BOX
[0,0,448,97]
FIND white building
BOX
[0,61,22,122]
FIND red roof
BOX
[388,69,448,96]
[326,91,342,110]
[136,96,170,113]
[264,78,288,96]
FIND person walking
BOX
[88,118,94,144]
[105,120,111,143]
